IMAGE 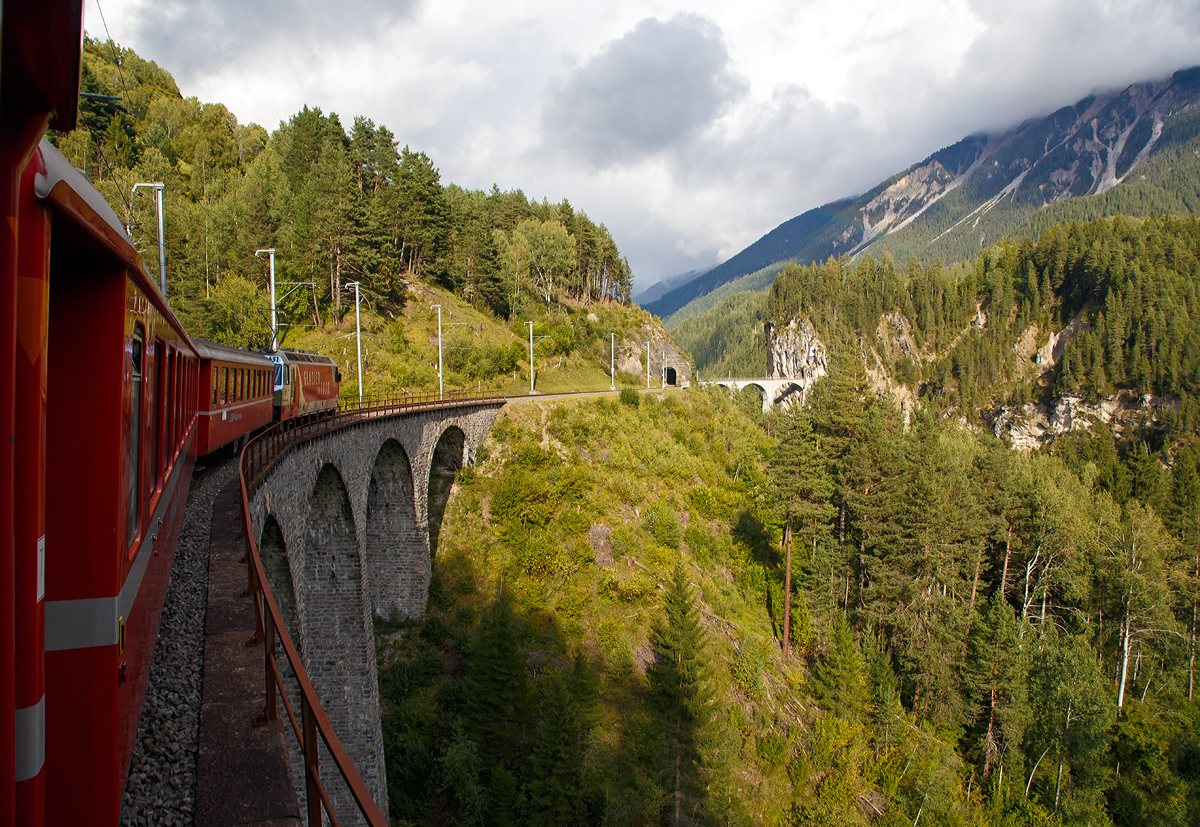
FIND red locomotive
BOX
[268,349,342,421]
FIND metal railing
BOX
[237,389,503,825]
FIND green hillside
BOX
[389,352,1200,825]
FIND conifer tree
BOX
[648,563,714,825]
[964,591,1027,779]
[463,596,529,771]
[526,653,597,826]
[770,409,833,655]
[810,614,867,719]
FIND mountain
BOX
[631,268,706,306]
[647,66,1200,320]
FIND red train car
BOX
[40,141,199,826]
[269,349,341,421]
[2,6,200,824]
[194,338,275,455]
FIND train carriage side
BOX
[36,139,199,825]
[194,338,274,455]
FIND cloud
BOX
[120,0,422,81]
[540,14,746,166]
[93,0,1200,287]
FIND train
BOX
[0,6,341,825]
[194,340,340,457]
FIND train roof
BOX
[34,138,197,356]
[192,338,275,368]
[35,138,138,268]
[269,349,337,367]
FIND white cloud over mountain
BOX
[92,0,1200,288]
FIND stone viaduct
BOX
[700,377,808,412]
[244,401,503,823]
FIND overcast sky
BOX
[90,0,1200,291]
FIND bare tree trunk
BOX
[1000,518,1014,597]
[839,503,846,559]
[333,246,342,323]
[1191,546,1199,700]
[964,549,983,651]
[983,693,997,777]
[784,517,793,657]
[1118,600,1132,711]
[857,534,867,641]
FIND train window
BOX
[220,367,228,406]
[212,364,218,406]
[151,339,165,491]
[173,350,181,449]
[240,368,246,400]
[169,345,177,465]
[128,326,144,550]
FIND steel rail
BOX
[238,389,504,825]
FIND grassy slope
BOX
[378,388,816,823]
[278,281,658,403]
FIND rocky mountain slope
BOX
[648,66,1200,320]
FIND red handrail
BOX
[238,390,503,824]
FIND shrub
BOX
[619,388,640,408]
[419,614,449,645]
[732,637,767,701]
[445,337,523,380]
[684,523,715,565]
[643,502,682,549]
[757,732,789,770]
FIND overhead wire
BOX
[92,0,133,107]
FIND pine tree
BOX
[648,563,714,825]
[770,409,834,655]
[964,591,1027,779]
[463,596,529,771]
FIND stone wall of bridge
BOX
[245,402,502,822]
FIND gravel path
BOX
[120,452,237,827]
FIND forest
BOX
[398,214,1200,827]
[679,213,1200,433]
[53,37,635,354]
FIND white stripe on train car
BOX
[44,434,188,652]
[199,397,269,417]
[14,695,46,781]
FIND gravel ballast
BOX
[120,452,237,827]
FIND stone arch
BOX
[365,439,420,620]
[426,425,465,557]
[775,381,805,408]
[260,515,300,651]
[304,463,376,823]
[737,382,767,412]
[666,366,677,385]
